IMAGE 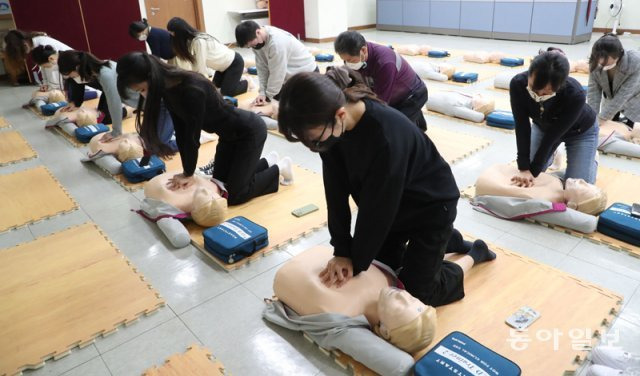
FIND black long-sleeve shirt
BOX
[321,99,459,275]
[147,27,175,60]
[163,74,264,176]
[510,72,596,176]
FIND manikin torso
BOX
[53,107,99,125]
[88,133,144,161]
[273,247,393,326]
[476,164,603,207]
[144,173,223,213]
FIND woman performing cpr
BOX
[277,72,495,306]
[116,52,292,205]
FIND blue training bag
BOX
[122,155,166,183]
[500,57,525,67]
[74,123,109,143]
[597,203,640,246]
[452,72,479,83]
[83,89,98,100]
[415,331,521,376]
[247,66,258,75]
[315,53,334,62]
[203,216,269,264]
[486,110,516,130]
[40,101,68,116]
[428,50,450,58]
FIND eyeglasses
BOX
[309,122,334,151]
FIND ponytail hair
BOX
[117,51,226,157]
[278,72,381,145]
[58,50,110,80]
[129,18,149,38]
[31,45,57,65]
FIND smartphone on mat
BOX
[505,306,541,331]
[292,204,319,218]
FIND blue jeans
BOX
[530,120,599,184]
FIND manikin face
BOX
[378,287,428,330]
[565,178,598,205]
[193,186,221,207]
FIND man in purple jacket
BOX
[334,31,428,130]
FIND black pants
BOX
[97,91,127,125]
[374,199,465,307]
[394,79,428,131]
[213,52,248,97]
[211,118,279,205]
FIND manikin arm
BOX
[598,135,640,158]
[450,106,485,123]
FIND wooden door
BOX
[145,0,204,31]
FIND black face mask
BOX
[309,120,344,153]
[253,42,265,50]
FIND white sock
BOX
[277,156,294,186]
[265,151,279,167]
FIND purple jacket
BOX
[359,42,422,106]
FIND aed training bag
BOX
[74,123,109,143]
[597,203,640,246]
[428,50,450,58]
[40,101,68,116]
[415,331,521,376]
[486,111,516,129]
[500,57,525,67]
[452,72,478,83]
[203,216,269,264]
[122,155,166,183]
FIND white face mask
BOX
[526,86,555,103]
[344,61,363,70]
[602,61,617,71]
[138,34,148,41]
[72,76,88,84]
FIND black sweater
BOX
[163,75,265,176]
[510,72,596,176]
[321,99,459,275]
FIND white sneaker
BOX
[592,347,640,370]
[587,365,623,376]
[549,143,566,170]
[277,156,294,186]
[265,151,279,168]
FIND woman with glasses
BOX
[116,51,291,205]
[277,72,496,307]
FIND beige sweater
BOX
[190,34,235,77]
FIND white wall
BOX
[304,0,348,39]
[201,0,258,44]
[593,0,640,31]
[347,0,376,28]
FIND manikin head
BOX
[472,94,495,115]
[191,187,228,227]
[489,51,506,64]
[376,287,437,354]
[438,63,455,79]
[47,89,66,103]
[89,133,144,162]
[564,178,607,215]
[74,108,98,126]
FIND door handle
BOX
[150,7,160,10]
